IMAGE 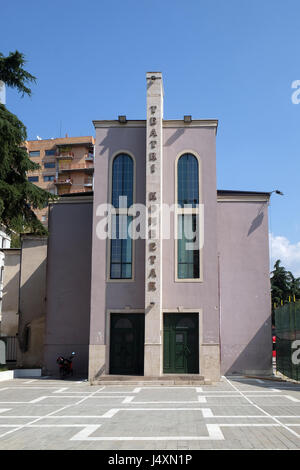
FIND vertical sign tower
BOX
[144,72,164,376]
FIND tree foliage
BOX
[271,260,300,322]
[0,51,36,96]
[0,51,56,235]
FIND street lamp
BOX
[270,190,284,196]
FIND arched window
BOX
[110,153,134,279]
[112,154,133,208]
[176,153,201,280]
[177,154,199,208]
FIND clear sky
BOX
[2,0,300,274]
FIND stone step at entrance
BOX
[90,374,210,386]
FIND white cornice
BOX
[93,120,146,128]
[93,119,218,130]
[217,194,270,203]
[163,119,218,129]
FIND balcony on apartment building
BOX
[58,160,94,174]
[85,152,94,161]
[54,177,73,186]
[56,147,74,160]
[84,177,93,188]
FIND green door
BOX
[110,314,144,375]
[163,313,199,374]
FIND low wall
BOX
[0,369,42,381]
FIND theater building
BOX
[43,72,272,382]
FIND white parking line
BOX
[122,396,134,403]
[101,409,120,418]
[223,376,300,439]
[198,396,207,403]
[70,423,225,441]
[286,395,300,402]
[53,388,69,393]
[0,386,105,439]
[196,389,281,394]
[202,408,214,417]
[121,400,208,404]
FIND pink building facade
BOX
[44,73,272,381]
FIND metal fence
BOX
[0,336,17,362]
[275,303,300,381]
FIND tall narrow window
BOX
[178,153,199,207]
[177,153,200,280]
[110,153,134,279]
[112,154,133,208]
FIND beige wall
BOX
[17,236,48,368]
[0,249,21,336]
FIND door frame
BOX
[162,309,203,375]
[106,309,145,375]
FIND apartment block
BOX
[25,136,95,225]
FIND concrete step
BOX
[91,375,209,386]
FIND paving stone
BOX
[0,377,299,449]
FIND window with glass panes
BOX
[110,154,134,279]
[112,154,133,208]
[177,214,200,279]
[110,215,133,279]
[177,154,200,279]
[178,153,199,207]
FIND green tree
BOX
[287,271,300,299]
[0,51,36,97]
[271,259,300,324]
[271,260,290,306]
[0,51,55,235]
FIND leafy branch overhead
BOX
[0,50,56,235]
[0,51,36,96]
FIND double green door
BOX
[163,313,199,374]
[110,313,144,375]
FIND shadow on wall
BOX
[164,128,185,147]
[98,126,146,158]
[18,257,47,368]
[222,319,273,376]
[247,205,265,236]
[2,270,20,301]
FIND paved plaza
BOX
[0,376,300,449]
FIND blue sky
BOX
[2,0,300,274]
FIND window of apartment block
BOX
[28,176,39,182]
[110,153,134,280]
[44,162,56,169]
[176,153,201,280]
[45,149,56,156]
[43,175,55,182]
[29,151,40,157]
